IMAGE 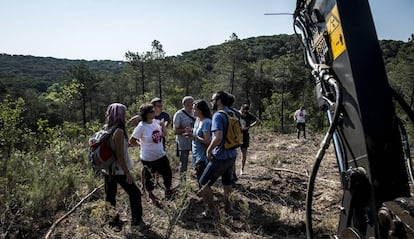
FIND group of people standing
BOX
[100,90,261,232]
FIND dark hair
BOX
[214,90,230,107]
[241,104,250,111]
[228,93,235,107]
[139,103,154,121]
[194,99,212,119]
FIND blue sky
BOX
[0,0,412,61]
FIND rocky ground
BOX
[48,129,343,239]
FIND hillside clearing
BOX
[48,129,342,239]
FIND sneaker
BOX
[197,210,214,219]
[131,221,150,232]
[148,192,159,205]
[240,169,244,175]
[195,197,204,204]
[197,208,220,220]
[165,189,175,200]
[233,174,238,182]
[109,214,123,232]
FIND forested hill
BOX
[178,34,299,65]
[0,35,409,95]
[0,34,299,93]
[0,54,125,92]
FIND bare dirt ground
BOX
[48,129,343,239]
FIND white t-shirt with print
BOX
[131,120,165,161]
[295,109,306,123]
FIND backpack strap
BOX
[217,110,229,117]
[217,110,229,139]
[181,109,196,122]
[217,110,230,117]
[108,124,120,174]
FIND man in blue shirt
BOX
[199,91,237,218]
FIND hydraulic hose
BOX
[391,87,414,185]
[390,87,414,126]
[293,5,345,238]
[305,76,343,239]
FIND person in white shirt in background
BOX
[294,106,307,139]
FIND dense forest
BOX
[0,33,413,238]
[1,34,413,130]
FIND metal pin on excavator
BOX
[293,0,414,238]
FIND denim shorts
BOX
[199,157,236,186]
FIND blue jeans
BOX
[179,150,190,173]
[199,157,236,186]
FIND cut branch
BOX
[271,167,340,185]
[44,183,104,239]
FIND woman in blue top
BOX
[184,99,212,189]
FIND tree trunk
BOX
[82,94,86,128]
[281,89,285,132]
[230,59,236,94]
[141,63,145,95]
[158,64,162,99]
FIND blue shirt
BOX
[191,118,211,166]
[211,107,237,160]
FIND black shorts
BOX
[296,122,305,131]
[241,131,249,148]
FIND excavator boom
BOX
[293,0,414,238]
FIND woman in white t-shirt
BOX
[130,104,174,205]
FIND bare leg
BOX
[240,147,247,174]
[141,167,146,193]
[201,186,215,211]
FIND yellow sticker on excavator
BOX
[326,5,346,59]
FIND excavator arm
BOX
[293,0,414,238]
